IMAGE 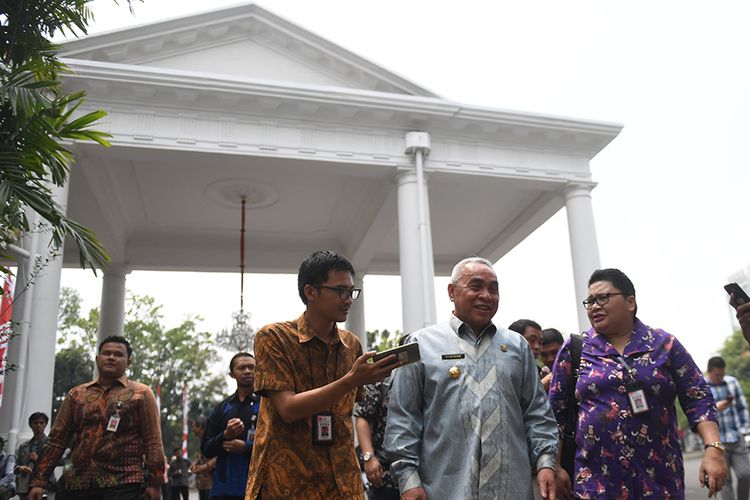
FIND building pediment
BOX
[59,2,436,97]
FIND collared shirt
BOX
[201,391,260,497]
[548,319,717,498]
[0,452,15,492]
[15,434,56,494]
[353,377,397,490]
[246,313,365,500]
[191,450,215,491]
[32,376,165,490]
[706,374,749,444]
[385,315,558,499]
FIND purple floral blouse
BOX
[548,319,717,499]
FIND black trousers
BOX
[57,484,141,500]
[170,485,188,500]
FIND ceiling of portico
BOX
[63,144,566,276]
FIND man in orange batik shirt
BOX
[245,250,399,499]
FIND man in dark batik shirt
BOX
[355,377,399,500]
[29,336,165,500]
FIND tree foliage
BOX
[0,0,111,272]
[365,329,403,351]
[55,287,226,451]
[718,327,750,400]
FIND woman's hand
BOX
[700,447,727,497]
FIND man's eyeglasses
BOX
[582,292,627,309]
[314,285,362,301]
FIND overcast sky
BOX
[59,0,750,371]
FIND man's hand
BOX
[537,468,557,500]
[28,487,45,500]
[700,447,727,498]
[223,417,244,440]
[555,467,574,500]
[222,438,246,454]
[364,456,384,488]
[348,352,401,387]
[144,485,161,500]
[401,486,427,500]
[731,296,750,345]
[16,465,32,475]
[716,399,732,412]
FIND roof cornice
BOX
[64,58,622,156]
[59,2,437,97]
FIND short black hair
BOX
[588,268,638,317]
[297,250,355,305]
[541,328,565,346]
[28,412,49,426]
[707,356,726,371]
[508,319,541,336]
[172,447,181,456]
[98,335,132,358]
[229,352,254,372]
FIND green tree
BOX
[54,288,226,451]
[365,329,403,351]
[718,327,750,400]
[0,0,111,273]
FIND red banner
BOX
[182,384,189,458]
[0,274,15,408]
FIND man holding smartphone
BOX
[245,250,399,499]
[707,356,750,500]
[728,284,750,346]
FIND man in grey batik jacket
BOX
[384,257,558,500]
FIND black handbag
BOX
[560,334,582,481]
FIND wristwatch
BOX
[704,441,726,452]
[362,451,374,462]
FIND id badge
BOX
[106,414,121,432]
[626,381,649,415]
[311,411,334,446]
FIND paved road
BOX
[179,453,715,499]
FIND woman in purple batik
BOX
[549,268,727,499]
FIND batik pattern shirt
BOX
[191,451,215,491]
[246,313,365,500]
[548,319,717,499]
[385,316,558,500]
[706,374,749,444]
[32,377,165,490]
[353,378,397,490]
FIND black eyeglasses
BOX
[314,285,362,301]
[582,292,628,309]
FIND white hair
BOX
[450,257,495,284]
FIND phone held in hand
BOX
[725,282,750,306]
[372,342,421,366]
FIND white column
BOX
[345,276,366,349]
[397,169,436,334]
[0,216,39,442]
[23,182,70,430]
[97,265,129,344]
[565,183,602,332]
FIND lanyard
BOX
[617,355,638,382]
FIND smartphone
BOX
[725,283,750,306]
[372,342,420,366]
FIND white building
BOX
[0,3,621,447]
